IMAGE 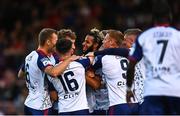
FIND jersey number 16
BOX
[58,71,79,93]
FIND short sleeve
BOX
[128,38,143,62]
[76,57,91,69]
[37,55,53,71]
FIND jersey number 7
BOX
[157,40,168,64]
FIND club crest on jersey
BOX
[41,58,51,66]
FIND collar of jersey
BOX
[36,49,52,57]
[155,23,170,27]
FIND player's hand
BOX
[85,52,94,57]
[68,55,80,61]
[86,70,95,78]
[126,90,135,104]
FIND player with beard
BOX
[82,28,110,115]
[82,29,102,55]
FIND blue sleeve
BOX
[53,52,60,64]
[94,48,129,57]
[129,38,143,62]
[92,55,103,70]
[76,57,91,69]
[37,55,53,71]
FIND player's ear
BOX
[109,39,114,46]
[110,39,116,48]
[47,40,50,45]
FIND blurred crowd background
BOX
[0,0,179,114]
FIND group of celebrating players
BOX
[18,0,180,115]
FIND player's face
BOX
[103,34,113,48]
[48,33,58,52]
[122,34,136,48]
[82,35,94,53]
[65,36,76,55]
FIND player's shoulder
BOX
[138,27,155,39]
[102,54,121,59]
[138,26,180,42]
[102,55,123,63]
[75,56,89,62]
[25,50,37,60]
[26,50,36,56]
[168,27,180,36]
[71,57,90,66]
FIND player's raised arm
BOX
[93,48,129,57]
[44,55,80,77]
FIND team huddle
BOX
[18,0,180,115]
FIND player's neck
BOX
[37,46,52,56]
[59,53,71,61]
[154,23,170,27]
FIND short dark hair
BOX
[124,28,142,36]
[56,38,72,54]
[152,0,172,24]
[58,29,76,40]
[38,28,57,46]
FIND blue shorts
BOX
[108,103,139,115]
[59,109,89,115]
[51,109,58,115]
[140,96,180,115]
[51,101,58,115]
[24,105,52,115]
[90,109,108,115]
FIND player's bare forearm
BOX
[50,91,58,102]
[86,76,101,90]
[85,69,101,89]
[126,61,136,88]
[45,55,80,77]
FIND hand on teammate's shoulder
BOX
[85,52,94,57]
[68,55,81,61]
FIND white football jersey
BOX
[23,50,58,110]
[129,26,180,98]
[48,57,90,113]
[93,55,137,107]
